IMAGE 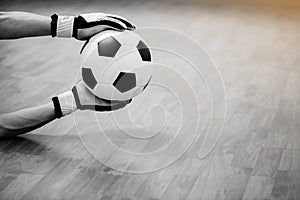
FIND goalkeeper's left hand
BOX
[51,13,136,40]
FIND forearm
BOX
[0,102,56,137]
[0,11,51,39]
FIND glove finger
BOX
[79,13,105,22]
[71,85,81,109]
[79,13,135,30]
[78,17,127,31]
[95,98,131,111]
[93,102,127,112]
[108,15,136,30]
[100,18,127,30]
[105,98,132,105]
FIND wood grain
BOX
[1,0,300,199]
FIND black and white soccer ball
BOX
[80,30,153,101]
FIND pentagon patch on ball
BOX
[97,36,121,57]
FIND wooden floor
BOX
[1,0,300,199]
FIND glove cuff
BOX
[56,15,75,38]
[55,91,77,117]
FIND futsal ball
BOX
[80,30,153,101]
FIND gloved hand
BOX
[52,81,131,118]
[51,13,136,40]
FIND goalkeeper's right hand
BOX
[52,80,131,118]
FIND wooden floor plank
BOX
[251,147,283,177]
[0,173,44,200]
[242,176,274,200]
[216,174,249,200]
[0,0,300,199]
[0,172,18,192]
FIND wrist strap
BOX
[50,14,58,37]
[52,96,63,118]
[51,14,74,38]
[57,91,77,116]
[57,15,75,38]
